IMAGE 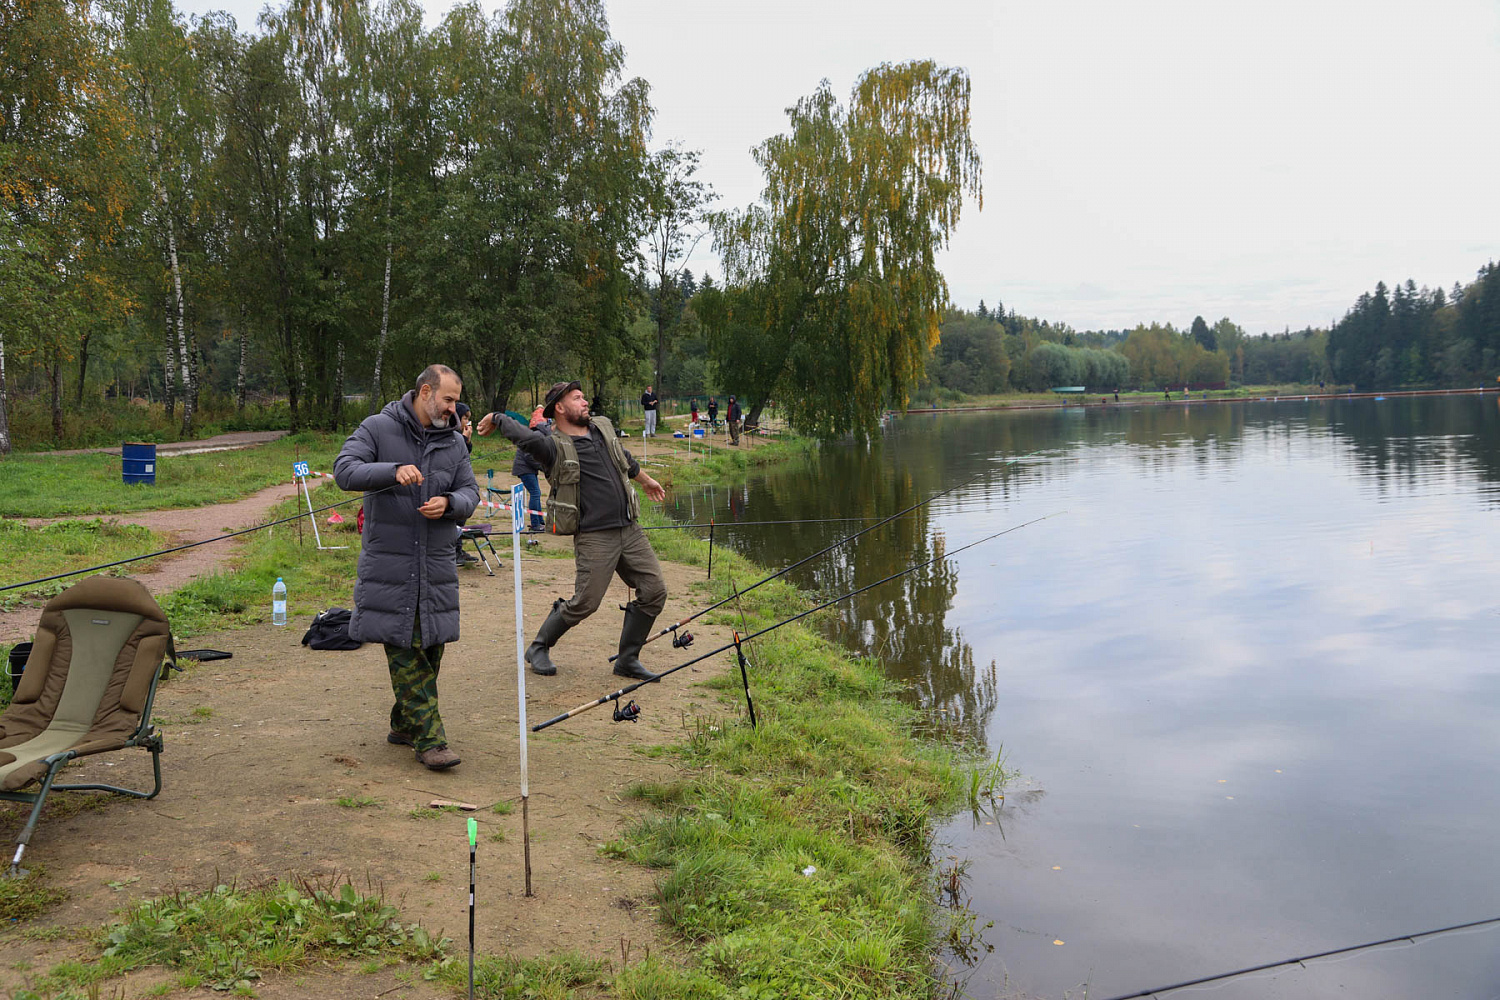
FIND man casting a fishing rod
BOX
[476,380,667,681]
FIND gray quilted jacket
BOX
[334,393,480,647]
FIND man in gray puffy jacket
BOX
[335,364,480,770]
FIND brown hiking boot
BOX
[416,745,461,770]
[387,730,415,747]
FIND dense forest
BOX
[918,262,1500,402]
[4,0,1497,454]
[1,0,979,450]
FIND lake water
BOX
[666,395,1500,999]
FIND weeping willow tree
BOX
[702,60,981,439]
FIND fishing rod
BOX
[609,452,1042,661]
[1096,913,1500,1000]
[641,511,1006,530]
[535,510,1062,732]
[0,447,486,594]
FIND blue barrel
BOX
[122,442,157,485]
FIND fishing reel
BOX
[613,699,641,723]
[670,626,695,650]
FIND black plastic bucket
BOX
[7,641,32,688]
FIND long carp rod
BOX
[609,452,1043,662]
[535,510,1063,732]
[640,510,1007,530]
[1096,913,1500,999]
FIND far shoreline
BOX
[904,384,1500,415]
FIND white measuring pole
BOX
[511,482,533,896]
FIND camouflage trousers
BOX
[383,615,447,751]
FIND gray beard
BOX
[430,414,450,429]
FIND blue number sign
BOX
[511,483,526,534]
[293,461,310,478]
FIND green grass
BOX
[152,495,363,638]
[0,519,170,606]
[2,395,294,453]
[88,881,443,993]
[337,795,381,809]
[9,880,447,997]
[537,523,973,999]
[0,431,350,518]
[429,951,608,1000]
[0,868,67,922]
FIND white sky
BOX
[174,0,1500,334]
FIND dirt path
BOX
[0,538,738,997]
[30,429,290,458]
[0,477,337,644]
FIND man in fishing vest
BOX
[476,380,668,680]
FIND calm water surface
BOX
[668,396,1500,999]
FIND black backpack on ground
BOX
[301,607,363,651]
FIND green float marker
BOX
[467,816,477,1000]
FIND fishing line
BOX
[1096,914,1500,1000]
[610,451,1043,661]
[641,509,1018,530]
[0,447,486,594]
[535,510,1062,731]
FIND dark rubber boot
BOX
[525,599,573,676]
[613,601,659,681]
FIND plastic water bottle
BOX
[272,577,287,626]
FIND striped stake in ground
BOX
[466,816,477,1000]
[510,483,534,897]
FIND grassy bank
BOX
[607,525,973,998]
[0,432,350,518]
[0,520,170,610]
[0,428,984,998]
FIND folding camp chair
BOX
[0,576,173,876]
[459,523,501,576]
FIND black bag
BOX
[301,607,363,651]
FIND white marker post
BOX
[511,482,533,896]
[294,461,347,550]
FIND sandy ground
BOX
[0,528,743,997]
[0,477,328,644]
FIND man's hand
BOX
[635,472,666,503]
[396,464,425,486]
[476,412,496,436]
[418,495,450,519]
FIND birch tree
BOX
[644,142,714,396]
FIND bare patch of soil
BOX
[0,537,737,997]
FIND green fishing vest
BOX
[545,415,639,535]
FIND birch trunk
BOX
[0,326,11,455]
[163,294,177,419]
[169,213,193,436]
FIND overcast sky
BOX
[173,0,1500,334]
